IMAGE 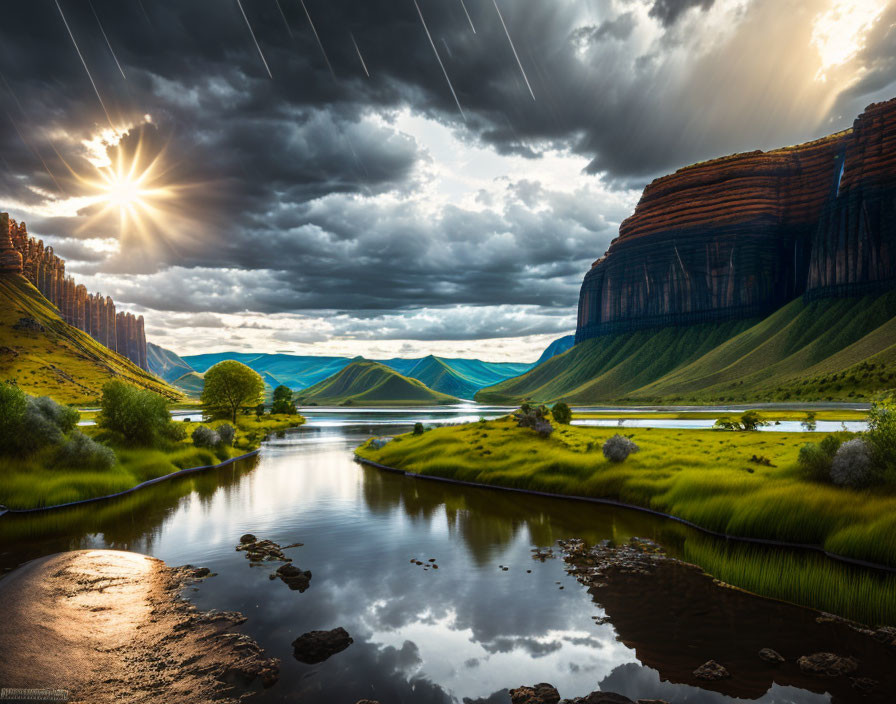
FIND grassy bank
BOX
[573,409,868,421]
[0,414,303,510]
[356,419,896,569]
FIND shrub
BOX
[18,396,80,453]
[162,422,188,443]
[552,402,572,425]
[713,416,741,431]
[740,410,768,431]
[866,393,896,477]
[413,422,424,435]
[255,403,265,418]
[217,423,235,446]
[801,412,817,432]
[830,438,873,488]
[514,404,554,437]
[602,434,640,462]
[55,431,116,471]
[192,425,220,448]
[798,443,832,482]
[98,381,170,446]
[0,382,28,451]
[271,385,297,415]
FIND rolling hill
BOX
[172,370,205,397]
[476,291,896,404]
[295,358,458,406]
[147,342,195,383]
[405,355,531,399]
[0,274,182,404]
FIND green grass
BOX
[476,291,896,404]
[0,274,182,404]
[0,413,303,510]
[573,409,868,421]
[681,537,896,626]
[296,359,458,406]
[356,419,896,569]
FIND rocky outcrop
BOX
[1,213,148,369]
[576,97,896,342]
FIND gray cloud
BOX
[1,1,893,352]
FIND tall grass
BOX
[681,537,896,626]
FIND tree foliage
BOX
[201,361,264,423]
[551,402,572,424]
[98,380,170,446]
[271,384,297,415]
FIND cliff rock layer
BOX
[576,97,896,342]
[0,212,148,370]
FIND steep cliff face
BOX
[576,97,896,342]
[1,212,148,370]
[806,98,896,297]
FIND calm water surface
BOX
[2,407,888,703]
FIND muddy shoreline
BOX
[0,550,278,703]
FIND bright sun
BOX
[76,128,179,241]
[811,0,886,80]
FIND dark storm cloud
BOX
[648,0,715,27]
[1,0,894,344]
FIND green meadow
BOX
[0,414,302,511]
[356,419,896,569]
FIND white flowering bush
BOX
[602,434,640,463]
[830,438,873,488]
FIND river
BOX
[1,407,891,703]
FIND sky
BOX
[1,0,895,362]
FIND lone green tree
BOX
[202,361,264,423]
[271,385,297,415]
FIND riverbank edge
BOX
[0,450,262,516]
[354,454,896,575]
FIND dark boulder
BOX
[291,627,353,664]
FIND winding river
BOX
[0,407,891,703]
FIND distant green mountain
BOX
[172,370,205,397]
[404,355,531,399]
[533,335,575,366]
[184,352,351,389]
[147,342,195,383]
[476,291,896,404]
[183,351,532,393]
[296,359,458,406]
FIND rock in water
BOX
[693,660,730,680]
[275,564,312,591]
[797,652,859,677]
[291,628,353,664]
[758,647,785,663]
[239,534,256,544]
[508,683,560,704]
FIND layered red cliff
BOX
[0,212,148,370]
[576,97,896,341]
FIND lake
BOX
[1,407,892,703]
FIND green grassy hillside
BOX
[172,370,205,397]
[476,291,896,404]
[0,274,182,404]
[146,342,195,383]
[296,358,458,406]
[405,355,531,399]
